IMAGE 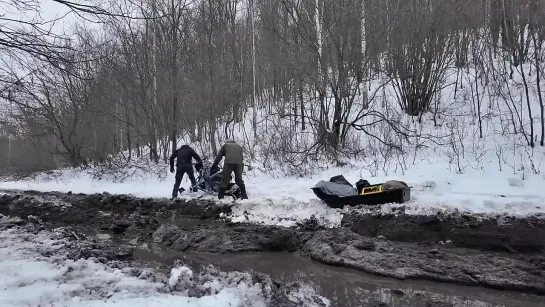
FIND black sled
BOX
[311,175,411,209]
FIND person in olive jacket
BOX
[169,144,202,198]
[210,139,248,199]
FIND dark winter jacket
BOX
[212,140,243,168]
[170,145,202,169]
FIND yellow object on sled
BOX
[360,184,383,195]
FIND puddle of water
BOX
[119,239,545,307]
[93,216,545,307]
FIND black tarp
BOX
[311,175,358,201]
[329,175,353,187]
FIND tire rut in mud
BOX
[1,190,545,296]
[342,210,545,253]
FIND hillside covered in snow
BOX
[1,0,545,226]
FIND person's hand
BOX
[170,168,174,173]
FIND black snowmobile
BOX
[179,160,242,200]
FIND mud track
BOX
[0,215,330,307]
[1,190,545,298]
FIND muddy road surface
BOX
[1,189,545,307]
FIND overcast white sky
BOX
[0,0,104,114]
[2,0,86,35]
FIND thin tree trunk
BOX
[520,63,535,147]
[360,0,368,108]
[531,30,545,146]
[315,0,324,112]
[299,77,305,131]
[209,119,218,155]
[170,39,179,156]
[475,73,483,138]
[125,95,132,161]
[250,0,258,141]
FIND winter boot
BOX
[218,188,225,199]
[239,184,248,200]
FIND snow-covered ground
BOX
[0,218,329,307]
[1,152,545,228]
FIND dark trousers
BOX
[172,165,196,197]
[220,163,244,189]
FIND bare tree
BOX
[3,0,545,176]
[387,0,455,119]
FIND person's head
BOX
[225,139,236,144]
[175,140,185,148]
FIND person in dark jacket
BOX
[170,144,202,198]
[210,139,248,199]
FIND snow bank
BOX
[0,225,328,307]
[1,155,545,229]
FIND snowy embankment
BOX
[0,216,329,307]
[1,153,545,229]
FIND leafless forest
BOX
[1,0,545,176]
